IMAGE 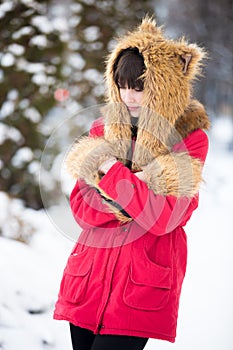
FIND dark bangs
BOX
[114,48,145,90]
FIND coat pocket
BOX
[123,246,171,311]
[59,248,93,304]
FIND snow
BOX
[1,124,233,350]
[1,53,15,67]
[29,35,48,48]
[11,147,34,168]
[32,73,55,86]
[0,101,15,118]
[23,107,41,123]
[83,68,103,83]
[16,60,56,78]
[31,16,53,34]
[70,3,83,13]
[7,89,19,101]
[12,26,34,40]
[0,1,14,15]
[69,15,81,28]
[8,44,25,56]
[0,123,23,144]
[211,115,233,144]
[68,53,86,70]
[19,98,30,110]
[83,26,101,42]
[52,17,69,32]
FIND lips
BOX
[127,106,139,111]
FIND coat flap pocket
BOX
[131,254,171,289]
[65,249,92,277]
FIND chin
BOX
[129,111,140,118]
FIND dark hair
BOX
[113,48,145,90]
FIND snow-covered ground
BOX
[0,118,233,350]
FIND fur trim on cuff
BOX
[65,136,116,186]
[143,152,203,197]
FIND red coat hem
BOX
[53,313,175,343]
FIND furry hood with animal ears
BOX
[104,16,207,122]
[101,16,209,166]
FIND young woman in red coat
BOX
[54,17,210,350]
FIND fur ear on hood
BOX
[174,40,207,79]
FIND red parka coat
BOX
[54,18,210,343]
[53,117,209,343]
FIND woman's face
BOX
[119,85,143,118]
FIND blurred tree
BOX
[0,0,154,210]
[155,0,233,118]
[0,0,66,209]
[60,0,154,106]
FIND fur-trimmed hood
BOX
[65,17,210,222]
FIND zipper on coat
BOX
[95,246,122,334]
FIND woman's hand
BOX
[98,157,117,174]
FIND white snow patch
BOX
[19,99,30,110]
[7,89,19,100]
[0,1,14,14]
[28,160,40,174]
[32,73,47,85]
[86,41,103,51]
[24,107,41,123]
[0,123,23,144]
[211,115,233,145]
[0,100,15,118]
[22,61,45,74]
[52,17,69,32]
[32,73,55,86]
[46,65,57,74]
[29,35,48,48]
[70,3,83,13]
[69,15,81,28]
[1,52,15,67]
[83,26,101,42]
[12,26,34,40]
[68,53,86,70]
[83,68,103,83]
[11,147,34,168]
[68,40,81,51]
[8,43,25,56]
[31,16,53,34]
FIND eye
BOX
[134,87,143,92]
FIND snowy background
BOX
[1,117,233,350]
[1,0,233,349]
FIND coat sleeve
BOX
[70,179,118,229]
[97,129,209,236]
[69,117,117,229]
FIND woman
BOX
[54,17,210,350]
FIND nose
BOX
[124,88,134,103]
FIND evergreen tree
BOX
[0,0,154,211]
[0,0,66,209]
[61,0,154,106]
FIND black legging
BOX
[70,323,148,350]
